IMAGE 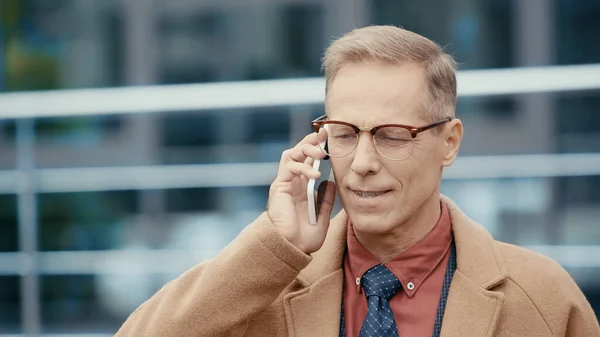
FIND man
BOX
[116,25,600,336]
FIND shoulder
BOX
[490,241,600,335]
[497,242,569,283]
[495,241,593,322]
[496,241,583,299]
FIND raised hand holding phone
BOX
[266,128,337,254]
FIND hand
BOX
[266,128,337,254]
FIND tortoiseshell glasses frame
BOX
[310,115,452,161]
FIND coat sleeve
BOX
[542,259,600,337]
[114,212,312,337]
[565,289,600,337]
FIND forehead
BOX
[326,62,427,126]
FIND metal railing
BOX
[1,64,600,119]
[1,63,600,335]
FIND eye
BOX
[334,133,355,140]
[376,128,412,146]
[382,137,409,145]
[328,125,356,141]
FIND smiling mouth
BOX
[352,190,391,198]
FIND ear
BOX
[441,119,463,167]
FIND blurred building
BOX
[0,0,599,335]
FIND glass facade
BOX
[1,0,600,334]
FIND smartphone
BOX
[307,138,336,225]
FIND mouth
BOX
[351,189,392,198]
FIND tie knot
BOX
[361,264,401,300]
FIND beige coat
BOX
[116,196,600,336]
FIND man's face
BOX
[326,61,459,234]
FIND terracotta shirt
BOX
[342,201,453,337]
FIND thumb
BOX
[316,181,336,227]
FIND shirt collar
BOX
[346,200,453,298]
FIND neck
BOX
[354,194,441,262]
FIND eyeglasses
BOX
[311,115,452,161]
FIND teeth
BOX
[355,191,386,198]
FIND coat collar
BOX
[284,195,509,337]
[297,209,349,285]
[439,196,507,337]
[296,195,508,287]
[283,210,348,336]
[442,195,508,289]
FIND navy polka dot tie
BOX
[358,264,401,337]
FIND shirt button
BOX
[407,281,415,290]
[356,277,360,285]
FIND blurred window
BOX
[555,0,600,65]
[0,276,20,334]
[371,0,513,69]
[0,195,18,252]
[38,191,137,251]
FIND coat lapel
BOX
[284,269,344,336]
[440,196,508,337]
[284,197,510,336]
[439,271,505,337]
[284,210,349,337]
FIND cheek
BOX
[410,142,442,174]
[384,159,418,187]
[331,158,350,183]
[386,149,437,199]
[397,149,443,201]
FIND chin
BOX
[349,211,396,235]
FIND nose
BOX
[350,132,381,176]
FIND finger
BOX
[277,148,311,181]
[278,161,320,182]
[305,156,314,167]
[306,147,324,167]
[306,129,328,163]
[277,129,327,180]
[296,128,326,149]
[317,126,328,144]
[293,128,327,158]
[285,143,325,166]
[303,142,327,160]
[312,128,328,162]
